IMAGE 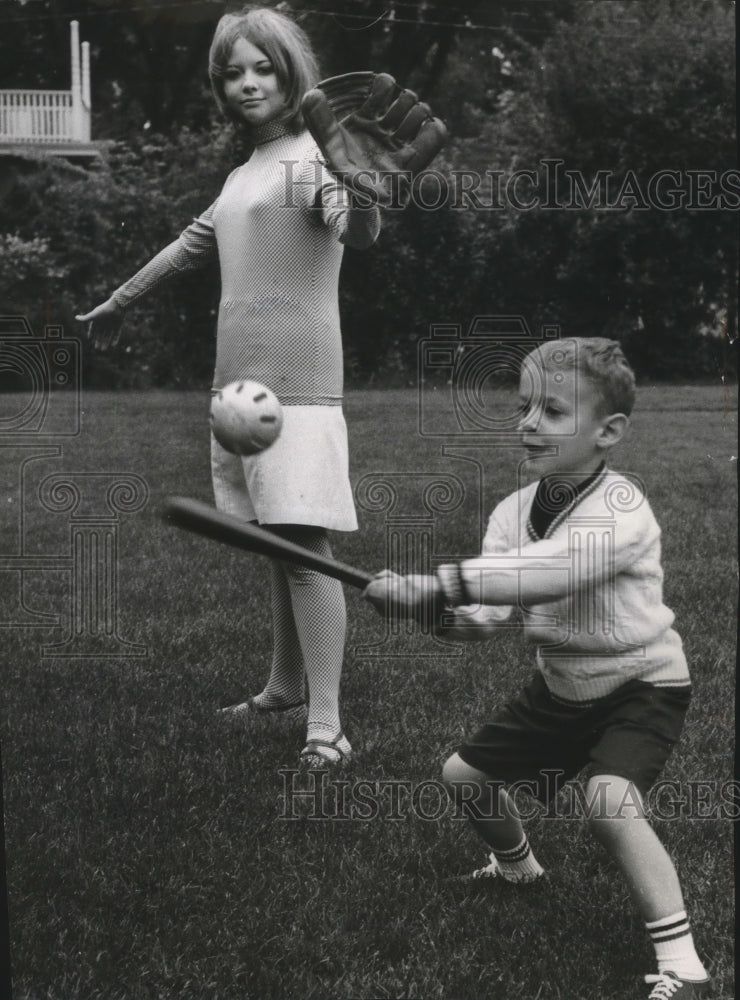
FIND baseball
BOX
[210,380,283,456]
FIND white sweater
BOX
[446,468,690,703]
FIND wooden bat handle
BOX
[163,496,374,590]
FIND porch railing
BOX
[0,21,91,146]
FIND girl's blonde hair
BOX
[209,5,320,131]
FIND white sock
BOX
[493,836,544,883]
[646,911,709,981]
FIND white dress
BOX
[112,118,380,529]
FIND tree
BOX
[0,0,577,134]
[0,0,223,133]
[456,0,737,378]
[1,0,735,385]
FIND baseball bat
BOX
[163,495,374,590]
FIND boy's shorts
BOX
[456,672,691,801]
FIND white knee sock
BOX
[646,911,709,981]
[493,836,544,883]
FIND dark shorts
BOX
[457,672,692,801]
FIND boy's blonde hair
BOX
[209,5,319,131]
[528,337,636,416]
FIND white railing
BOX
[0,90,84,143]
[0,21,91,147]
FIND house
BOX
[0,21,99,162]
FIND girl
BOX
[77,5,382,766]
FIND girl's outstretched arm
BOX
[108,208,218,310]
[76,203,219,346]
[75,297,125,350]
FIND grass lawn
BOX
[1,384,736,1000]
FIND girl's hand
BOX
[75,298,124,350]
[363,569,445,623]
[302,72,447,208]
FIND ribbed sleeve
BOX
[111,207,218,309]
[317,181,381,249]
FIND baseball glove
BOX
[301,71,448,207]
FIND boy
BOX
[364,338,710,998]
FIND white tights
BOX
[257,526,346,738]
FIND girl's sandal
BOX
[299,731,351,768]
[220,698,307,723]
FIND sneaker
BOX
[468,852,501,880]
[457,853,544,884]
[219,697,307,724]
[645,972,711,999]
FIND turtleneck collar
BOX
[528,462,606,540]
[251,118,297,146]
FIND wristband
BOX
[437,563,471,607]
